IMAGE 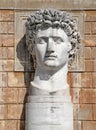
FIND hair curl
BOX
[25,9,81,66]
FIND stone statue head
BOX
[25,9,80,69]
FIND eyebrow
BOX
[38,36,64,39]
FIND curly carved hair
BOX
[25,9,81,66]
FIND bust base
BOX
[25,96,73,130]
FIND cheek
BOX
[57,45,69,57]
[35,45,46,60]
[57,46,69,63]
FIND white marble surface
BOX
[26,124,73,130]
[26,96,73,130]
[25,9,80,130]
[31,27,72,93]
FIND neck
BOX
[31,64,69,92]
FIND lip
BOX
[45,55,57,60]
[45,55,57,58]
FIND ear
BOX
[68,42,72,52]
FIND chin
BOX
[44,61,61,70]
[44,59,68,69]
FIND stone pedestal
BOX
[25,96,73,130]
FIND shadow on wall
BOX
[16,35,35,130]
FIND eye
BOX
[53,37,64,44]
[37,37,48,44]
[41,37,48,43]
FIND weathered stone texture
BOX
[79,89,96,103]
[0,120,17,130]
[81,73,92,88]
[74,121,82,130]
[1,0,96,10]
[92,22,96,34]
[74,104,93,120]
[0,22,14,34]
[84,47,92,59]
[0,34,14,46]
[85,60,94,71]
[0,88,19,104]
[83,121,96,130]
[93,104,96,120]
[14,11,84,72]
[93,73,96,88]
[5,120,17,130]
[0,60,14,71]
[84,22,91,34]
[0,105,7,119]
[0,8,96,130]
[92,47,96,59]
[18,88,27,103]
[8,72,25,87]
[8,104,24,119]
[0,10,14,21]
[0,72,7,87]
[17,120,25,130]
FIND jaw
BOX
[35,62,68,80]
[37,62,68,76]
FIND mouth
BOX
[45,55,57,60]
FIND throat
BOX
[32,64,69,92]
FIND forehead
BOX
[37,27,68,39]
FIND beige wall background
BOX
[0,0,96,130]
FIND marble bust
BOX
[26,9,80,94]
[25,9,81,130]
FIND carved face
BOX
[34,27,72,71]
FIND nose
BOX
[47,37,55,52]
